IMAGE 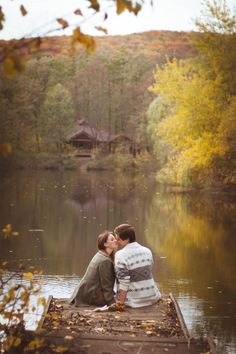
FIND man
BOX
[114,223,161,308]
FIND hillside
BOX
[0,30,197,64]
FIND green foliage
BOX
[40,83,75,153]
[193,0,236,95]
[147,0,236,187]
[147,96,171,166]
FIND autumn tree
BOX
[147,0,236,187]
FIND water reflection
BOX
[0,170,236,353]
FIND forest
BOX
[0,1,235,188]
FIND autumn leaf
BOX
[20,5,27,16]
[71,28,95,54]
[2,223,12,238]
[8,288,15,300]
[37,297,46,306]
[74,9,82,16]
[0,6,5,30]
[95,26,108,34]
[23,272,34,281]
[64,335,73,340]
[89,0,100,12]
[14,337,21,347]
[116,0,127,14]
[57,18,69,29]
[24,338,44,351]
[132,3,142,15]
[52,345,68,353]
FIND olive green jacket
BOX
[70,251,115,306]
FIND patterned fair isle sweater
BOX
[115,242,161,308]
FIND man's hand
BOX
[117,289,127,304]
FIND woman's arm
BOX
[99,260,116,305]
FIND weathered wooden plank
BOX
[169,292,190,339]
[36,295,53,331]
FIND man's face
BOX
[115,234,128,247]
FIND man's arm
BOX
[115,254,130,304]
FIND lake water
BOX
[0,169,236,353]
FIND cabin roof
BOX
[67,119,134,144]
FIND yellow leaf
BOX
[64,335,73,340]
[116,0,126,14]
[14,337,21,347]
[89,0,100,11]
[24,338,44,351]
[8,288,15,300]
[20,292,29,303]
[57,18,68,29]
[132,3,141,15]
[53,345,68,353]
[95,26,108,34]
[37,297,46,306]
[20,5,27,16]
[23,272,34,281]
[71,28,95,54]
[0,143,12,157]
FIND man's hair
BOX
[114,224,136,243]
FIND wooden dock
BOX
[36,294,216,354]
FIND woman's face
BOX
[104,233,118,250]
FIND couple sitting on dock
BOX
[70,224,161,309]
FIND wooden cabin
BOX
[66,119,135,156]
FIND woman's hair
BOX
[97,231,116,261]
[114,224,136,243]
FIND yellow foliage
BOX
[149,57,233,186]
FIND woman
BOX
[70,231,117,306]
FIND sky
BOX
[0,0,235,40]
